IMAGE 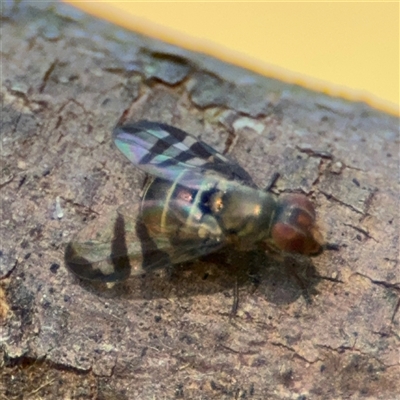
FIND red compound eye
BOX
[271,194,323,255]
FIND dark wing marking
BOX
[65,203,225,283]
[65,204,143,282]
[113,121,254,185]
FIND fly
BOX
[65,121,324,283]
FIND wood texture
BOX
[1,2,399,399]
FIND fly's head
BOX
[270,194,323,256]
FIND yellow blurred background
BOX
[66,2,399,116]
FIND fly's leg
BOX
[264,172,280,192]
[284,255,316,304]
[223,251,243,317]
[230,251,263,316]
[324,242,341,251]
[245,250,264,296]
[231,276,239,316]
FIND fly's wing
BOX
[65,202,225,283]
[66,121,243,283]
[65,203,142,282]
[113,121,255,186]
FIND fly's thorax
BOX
[206,181,277,249]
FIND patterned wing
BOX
[65,202,225,283]
[113,120,255,185]
[65,204,143,282]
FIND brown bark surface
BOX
[1,2,399,399]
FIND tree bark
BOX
[1,2,399,399]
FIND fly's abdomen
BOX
[141,173,225,263]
